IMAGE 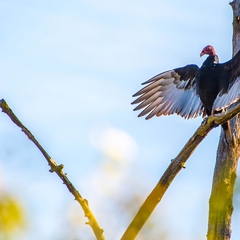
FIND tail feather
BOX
[221,121,233,144]
[221,122,229,131]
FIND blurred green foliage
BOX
[0,194,26,240]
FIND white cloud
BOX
[89,124,138,163]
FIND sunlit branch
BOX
[121,102,240,240]
[0,99,105,240]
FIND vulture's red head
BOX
[200,45,216,57]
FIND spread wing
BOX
[213,50,240,111]
[132,64,204,119]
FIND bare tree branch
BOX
[0,99,105,240]
[121,103,240,240]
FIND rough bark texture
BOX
[207,2,240,239]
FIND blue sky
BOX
[0,1,239,240]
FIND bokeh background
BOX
[0,1,240,239]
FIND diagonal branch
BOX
[0,99,105,240]
[121,103,240,240]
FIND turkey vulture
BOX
[132,45,240,126]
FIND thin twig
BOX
[121,103,240,240]
[0,99,105,240]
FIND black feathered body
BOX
[197,55,221,115]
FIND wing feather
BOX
[138,98,163,117]
[134,92,162,110]
[213,77,240,111]
[132,64,203,119]
[212,50,240,112]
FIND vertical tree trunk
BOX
[207,1,240,239]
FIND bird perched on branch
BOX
[132,45,240,139]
